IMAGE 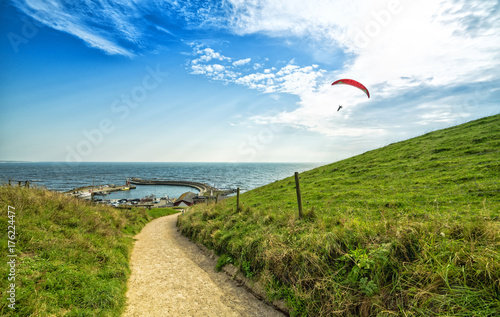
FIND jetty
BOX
[65,184,136,199]
[129,178,236,196]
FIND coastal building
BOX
[174,192,197,207]
[193,195,207,204]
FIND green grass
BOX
[178,114,500,316]
[0,187,178,316]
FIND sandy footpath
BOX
[123,213,286,317]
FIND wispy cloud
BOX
[182,0,499,139]
[11,0,499,139]
[233,58,251,67]
[10,0,188,57]
[11,0,143,57]
[221,0,499,136]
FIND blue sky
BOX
[0,0,499,163]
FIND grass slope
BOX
[178,114,500,316]
[0,186,178,316]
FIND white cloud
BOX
[212,64,226,72]
[221,0,498,88]
[233,58,251,67]
[188,45,327,95]
[16,0,498,141]
[193,47,232,63]
[225,0,355,49]
[253,63,263,70]
[219,0,500,137]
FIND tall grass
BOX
[0,186,177,316]
[178,114,500,316]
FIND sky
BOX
[0,0,499,163]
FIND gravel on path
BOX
[123,213,286,317]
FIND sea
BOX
[0,162,324,199]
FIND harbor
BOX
[4,163,317,210]
[65,177,238,208]
[128,177,237,196]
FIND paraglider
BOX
[331,79,370,98]
[337,105,343,111]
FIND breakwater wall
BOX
[128,178,233,196]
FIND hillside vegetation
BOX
[0,186,177,316]
[178,114,500,316]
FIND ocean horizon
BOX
[0,162,325,199]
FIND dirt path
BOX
[123,214,286,317]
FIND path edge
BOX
[176,226,290,316]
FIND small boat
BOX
[121,187,130,191]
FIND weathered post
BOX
[26,180,29,188]
[237,187,240,211]
[294,172,303,219]
[18,181,22,187]
[8,180,11,186]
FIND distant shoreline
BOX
[0,161,31,163]
[0,161,326,164]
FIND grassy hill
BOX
[178,114,500,316]
[0,186,177,316]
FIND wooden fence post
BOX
[237,188,240,211]
[294,172,303,219]
[26,180,29,188]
